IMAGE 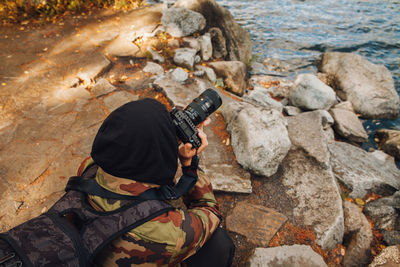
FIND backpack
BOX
[0,171,174,267]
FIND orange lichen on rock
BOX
[259,80,280,89]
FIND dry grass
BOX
[0,0,145,23]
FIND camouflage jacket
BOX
[78,158,221,267]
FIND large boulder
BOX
[329,141,400,198]
[375,129,400,161]
[174,0,252,64]
[318,52,399,119]
[342,201,372,267]
[287,111,331,169]
[329,107,368,143]
[208,61,247,96]
[281,149,344,250]
[161,7,206,37]
[289,74,336,111]
[248,245,328,267]
[221,101,291,177]
[364,191,400,246]
[243,87,283,112]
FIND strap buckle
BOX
[159,186,177,200]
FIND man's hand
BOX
[178,118,211,167]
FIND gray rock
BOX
[208,61,247,96]
[194,55,201,64]
[248,245,328,267]
[318,52,399,119]
[329,108,368,143]
[375,129,400,161]
[147,46,165,63]
[317,110,334,129]
[174,0,252,64]
[281,149,344,250]
[195,65,217,83]
[369,245,400,267]
[161,7,206,37]
[364,192,400,246]
[250,62,269,75]
[173,48,197,70]
[334,101,354,112]
[243,87,283,112]
[103,91,139,113]
[329,141,400,198]
[182,37,201,51]
[143,62,164,76]
[289,73,336,111]
[287,111,331,169]
[369,150,396,165]
[53,86,91,102]
[342,201,372,267]
[105,32,140,57]
[171,68,189,83]
[193,70,205,77]
[77,54,111,84]
[208,27,227,59]
[91,78,116,97]
[221,101,291,177]
[199,33,212,61]
[283,106,301,116]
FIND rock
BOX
[182,37,201,51]
[171,68,189,83]
[329,141,400,198]
[147,46,165,63]
[250,62,269,75]
[195,65,216,83]
[194,55,201,64]
[105,32,140,57]
[334,101,354,112]
[91,78,116,97]
[103,91,139,113]
[53,86,91,102]
[317,110,334,129]
[250,75,293,99]
[161,7,206,37]
[281,149,344,250]
[208,27,227,59]
[198,33,212,61]
[383,231,400,246]
[318,52,399,119]
[364,192,400,245]
[77,54,111,84]
[208,61,247,96]
[287,111,331,169]
[248,245,328,267]
[173,48,197,70]
[243,87,283,112]
[289,73,336,111]
[143,62,164,76]
[174,0,252,64]
[369,150,396,165]
[221,101,291,177]
[283,106,301,116]
[342,201,372,267]
[375,129,400,161]
[369,245,400,267]
[226,202,287,247]
[329,108,368,143]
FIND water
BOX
[215,0,400,150]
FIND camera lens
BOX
[184,89,222,125]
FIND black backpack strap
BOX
[66,156,199,201]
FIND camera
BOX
[171,88,222,149]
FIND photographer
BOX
[80,98,235,266]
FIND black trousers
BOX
[183,227,235,267]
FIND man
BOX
[79,98,234,266]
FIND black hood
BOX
[91,98,178,185]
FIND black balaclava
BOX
[91,98,178,186]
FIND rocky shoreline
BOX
[0,0,400,266]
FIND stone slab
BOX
[226,201,287,247]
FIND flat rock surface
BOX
[226,201,287,247]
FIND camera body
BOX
[171,88,222,149]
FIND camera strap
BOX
[66,156,199,201]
